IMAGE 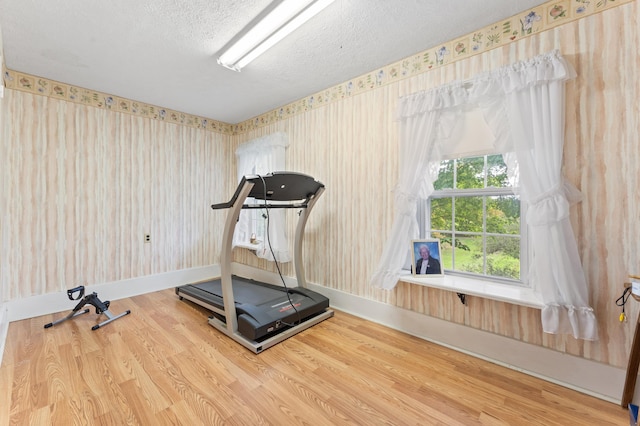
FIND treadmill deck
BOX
[176,275,330,341]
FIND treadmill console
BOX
[245,172,324,202]
[212,171,324,210]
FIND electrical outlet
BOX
[144,234,151,243]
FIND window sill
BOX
[235,241,262,250]
[399,271,544,309]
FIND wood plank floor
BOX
[0,289,628,425]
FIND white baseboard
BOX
[5,264,220,322]
[1,264,634,405]
[231,262,298,287]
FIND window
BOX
[244,170,268,247]
[234,133,291,262]
[242,172,286,250]
[420,154,526,283]
[373,51,596,339]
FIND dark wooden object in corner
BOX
[621,280,640,408]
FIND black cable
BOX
[259,174,302,328]
[616,286,632,322]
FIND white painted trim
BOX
[6,265,220,322]
[231,262,298,287]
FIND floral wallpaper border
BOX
[2,67,233,134]
[2,0,632,135]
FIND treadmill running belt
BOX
[193,277,284,306]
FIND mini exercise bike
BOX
[44,286,131,331]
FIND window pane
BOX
[430,198,452,231]
[433,160,454,190]
[486,154,510,188]
[434,232,453,270]
[454,196,483,232]
[486,235,520,280]
[486,195,520,234]
[423,154,523,283]
[453,234,483,274]
[456,156,484,189]
[255,208,267,241]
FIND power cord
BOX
[617,286,632,322]
[259,174,302,328]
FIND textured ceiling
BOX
[0,0,548,124]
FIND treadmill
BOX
[176,172,334,353]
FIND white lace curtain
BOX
[234,132,292,263]
[370,50,598,340]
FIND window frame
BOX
[237,198,268,248]
[418,155,529,287]
[232,132,290,261]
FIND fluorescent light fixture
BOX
[217,0,335,72]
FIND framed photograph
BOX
[411,239,444,277]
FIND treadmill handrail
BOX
[237,202,312,209]
[211,174,256,210]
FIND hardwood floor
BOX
[0,289,628,425]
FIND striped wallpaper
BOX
[0,93,232,298]
[232,1,640,368]
[1,0,639,370]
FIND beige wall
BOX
[1,1,638,371]
[0,92,233,300]
[233,2,640,368]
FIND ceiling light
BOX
[217,0,335,72]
